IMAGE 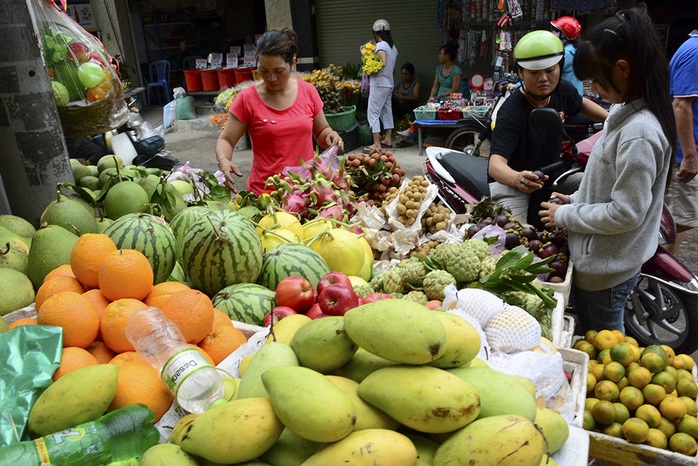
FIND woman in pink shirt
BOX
[216,28,344,195]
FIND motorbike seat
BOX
[437,151,490,198]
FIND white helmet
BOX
[373,19,390,32]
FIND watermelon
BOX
[212,283,275,325]
[181,210,263,296]
[169,206,212,259]
[256,243,330,290]
[103,213,177,284]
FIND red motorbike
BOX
[424,107,698,353]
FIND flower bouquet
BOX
[360,42,384,75]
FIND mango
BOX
[262,365,356,442]
[169,413,200,444]
[236,341,298,399]
[28,364,118,437]
[343,299,447,364]
[406,434,440,466]
[334,347,398,383]
[433,415,545,466]
[534,406,570,454]
[290,316,358,373]
[140,443,199,466]
[259,428,325,466]
[27,224,79,289]
[326,375,399,431]
[449,366,537,420]
[302,429,417,466]
[357,365,480,434]
[176,397,283,464]
[266,313,312,345]
[429,312,481,368]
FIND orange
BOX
[100,298,148,353]
[87,340,117,364]
[108,362,173,422]
[82,288,111,317]
[109,351,149,366]
[70,233,117,289]
[43,264,76,283]
[198,324,247,365]
[52,346,99,381]
[35,276,86,311]
[156,289,214,344]
[98,249,153,301]
[37,291,100,348]
[144,281,191,307]
[593,329,618,351]
[212,308,234,328]
[8,317,38,329]
[189,344,216,366]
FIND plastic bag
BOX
[360,74,370,98]
[32,0,128,137]
[174,87,197,121]
[0,324,63,446]
[163,100,177,129]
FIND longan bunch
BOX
[346,151,405,206]
[410,240,440,257]
[395,175,429,226]
[421,203,452,234]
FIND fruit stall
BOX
[0,144,697,466]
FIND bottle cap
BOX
[207,399,228,411]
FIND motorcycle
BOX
[424,107,698,353]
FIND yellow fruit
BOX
[257,211,303,239]
[622,417,650,443]
[660,396,687,421]
[644,428,668,449]
[594,380,620,402]
[642,383,667,406]
[669,432,698,456]
[301,218,334,241]
[591,400,616,425]
[635,404,662,428]
[619,386,644,411]
[627,366,652,388]
[309,228,365,277]
[259,228,301,252]
[593,330,618,351]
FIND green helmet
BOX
[514,30,564,70]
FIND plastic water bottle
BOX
[125,306,225,413]
[0,405,159,466]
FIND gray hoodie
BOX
[555,99,672,291]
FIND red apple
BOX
[263,306,298,326]
[317,271,353,295]
[305,303,327,319]
[363,292,393,303]
[275,276,316,313]
[68,42,90,63]
[318,284,360,316]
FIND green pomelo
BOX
[39,195,97,236]
[103,181,150,220]
[137,174,161,200]
[78,175,101,191]
[0,235,30,275]
[88,165,99,177]
[0,214,36,239]
[0,268,35,315]
[161,184,187,222]
[27,225,79,289]
[97,154,124,174]
[96,217,114,234]
[98,167,118,187]
[169,179,195,197]
[71,163,92,183]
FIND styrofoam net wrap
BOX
[442,285,506,328]
[485,305,542,353]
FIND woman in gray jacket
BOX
[539,7,676,333]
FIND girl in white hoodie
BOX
[538,6,676,333]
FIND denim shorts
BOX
[572,271,641,334]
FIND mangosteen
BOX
[503,221,519,231]
[540,244,559,259]
[479,217,494,227]
[532,170,546,182]
[521,226,538,241]
[549,259,568,277]
[495,214,511,228]
[467,225,482,238]
[504,232,522,249]
[528,239,543,254]
[551,231,568,247]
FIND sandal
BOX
[362,146,378,154]
[395,140,415,148]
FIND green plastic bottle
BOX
[0,404,159,466]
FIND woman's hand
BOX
[217,157,244,193]
[516,170,546,193]
[538,193,569,229]
[327,131,344,153]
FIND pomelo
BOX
[97,155,124,174]
[103,181,150,220]
[0,268,35,315]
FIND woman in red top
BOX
[216,28,344,195]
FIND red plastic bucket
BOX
[183,69,203,92]
[233,67,254,84]
[200,69,220,91]
[217,68,236,89]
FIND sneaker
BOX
[397,129,411,137]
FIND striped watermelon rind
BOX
[212,283,275,325]
[170,206,212,259]
[181,210,263,296]
[103,213,177,284]
[256,242,330,290]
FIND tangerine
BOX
[622,417,650,443]
[592,399,617,425]
[574,339,597,360]
[594,380,620,402]
[610,342,635,367]
[635,404,662,428]
[100,298,148,353]
[602,422,624,438]
[108,362,173,422]
[212,308,234,328]
[603,361,626,383]
[37,291,100,348]
[619,386,645,411]
[52,346,99,381]
[669,432,698,456]
[593,329,618,351]
[583,410,596,431]
[82,288,111,316]
[98,249,153,301]
[659,395,687,421]
[640,352,667,374]
[658,417,677,439]
[677,354,695,371]
[677,378,698,399]
[677,415,698,440]
[660,345,676,366]
[680,395,698,417]
[642,383,667,406]
[627,366,652,388]
[651,370,678,394]
[613,402,630,424]
[584,329,598,344]
[70,233,117,289]
[644,428,668,449]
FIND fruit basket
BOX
[413,106,438,120]
[325,105,357,132]
[58,75,129,138]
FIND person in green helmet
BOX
[488,29,608,228]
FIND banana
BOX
[262,365,356,442]
[176,397,283,464]
[343,299,447,364]
[357,365,480,434]
[433,415,545,466]
[290,316,358,373]
[301,429,417,466]
[236,341,298,399]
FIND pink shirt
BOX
[230,79,323,194]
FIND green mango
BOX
[326,375,399,431]
[334,347,398,383]
[259,428,325,466]
[28,364,118,438]
[235,341,298,399]
[140,443,199,466]
[289,316,358,373]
